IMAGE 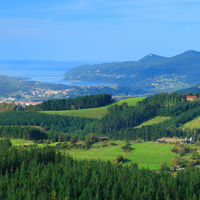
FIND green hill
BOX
[64,50,200,90]
[39,97,146,119]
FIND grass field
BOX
[67,141,175,170]
[135,116,170,128]
[10,139,60,147]
[39,97,146,119]
[125,142,175,169]
[8,139,177,170]
[11,139,34,146]
[67,144,126,161]
[182,116,200,129]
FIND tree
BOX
[186,161,194,168]
[70,136,78,144]
[115,155,124,163]
[170,157,179,169]
[85,133,98,143]
[130,162,138,170]
[160,161,169,171]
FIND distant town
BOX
[0,87,73,105]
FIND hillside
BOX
[39,97,146,119]
[64,50,200,92]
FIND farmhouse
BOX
[186,96,198,101]
[158,137,194,144]
[158,138,185,143]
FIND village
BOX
[0,87,73,106]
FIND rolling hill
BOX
[64,50,200,91]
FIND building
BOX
[186,96,198,101]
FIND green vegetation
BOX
[67,141,175,170]
[125,142,175,169]
[40,106,108,119]
[0,103,15,112]
[116,97,146,106]
[39,97,146,119]
[182,116,200,129]
[135,116,170,128]
[28,94,113,111]
[68,144,126,162]
[2,140,200,199]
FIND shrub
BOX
[121,144,132,152]
[115,155,124,163]
[110,142,117,146]
[70,136,78,144]
[186,161,194,168]
[170,157,180,168]
[160,161,169,171]
[130,162,138,169]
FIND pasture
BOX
[135,116,170,128]
[67,144,126,161]
[39,97,146,119]
[67,141,175,170]
[126,142,175,169]
[8,139,178,170]
[182,116,200,129]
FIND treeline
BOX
[105,105,200,141]
[0,125,47,140]
[93,92,186,135]
[26,94,113,111]
[157,100,200,117]
[1,143,200,199]
[0,92,198,142]
[113,125,200,142]
[0,111,95,141]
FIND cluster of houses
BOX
[14,101,43,107]
[157,137,194,144]
[186,96,198,101]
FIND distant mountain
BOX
[178,84,200,94]
[64,50,200,92]
[138,54,166,63]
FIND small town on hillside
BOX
[0,87,73,105]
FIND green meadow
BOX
[10,139,59,147]
[7,139,180,170]
[67,144,126,161]
[39,97,146,119]
[67,141,175,170]
[182,116,200,129]
[126,142,175,170]
[136,116,170,128]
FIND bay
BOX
[0,60,111,85]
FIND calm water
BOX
[0,60,111,85]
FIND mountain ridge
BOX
[64,50,200,92]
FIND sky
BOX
[0,0,200,61]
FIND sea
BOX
[0,60,111,86]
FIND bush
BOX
[170,157,180,168]
[121,144,132,152]
[186,161,194,168]
[192,152,200,160]
[160,161,169,171]
[130,162,138,169]
[110,142,117,146]
[70,136,78,144]
[195,140,200,146]
[115,155,124,163]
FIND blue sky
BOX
[0,0,200,61]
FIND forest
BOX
[2,92,200,199]
[0,91,200,143]
[0,141,200,200]
[26,94,113,111]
